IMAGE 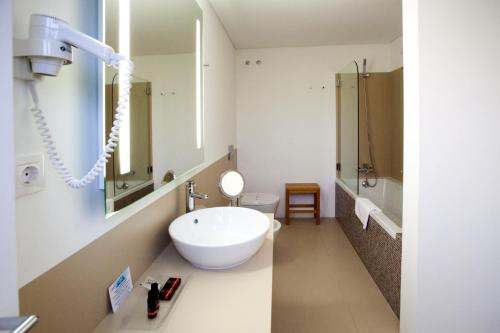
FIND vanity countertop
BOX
[93,214,274,333]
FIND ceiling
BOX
[208,0,402,49]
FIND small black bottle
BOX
[147,289,159,319]
[151,283,160,310]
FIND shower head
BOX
[361,58,370,78]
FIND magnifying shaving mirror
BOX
[218,170,245,206]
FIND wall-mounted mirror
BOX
[103,0,204,214]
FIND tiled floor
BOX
[272,218,399,333]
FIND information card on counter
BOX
[108,267,133,313]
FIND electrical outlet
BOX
[16,153,45,197]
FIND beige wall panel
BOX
[19,153,236,333]
[357,70,403,183]
[358,73,392,177]
[390,68,404,182]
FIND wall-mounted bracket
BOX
[13,38,73,77]
[13,57,41,81]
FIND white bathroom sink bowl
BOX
[169,207,270,269]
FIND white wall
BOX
[399,0,419,330]
[132,54,203,187]
[14,0,103,288]
[13,0,235,287]
[389,36,403,72]
[400,0,500,332]
[200,0,237,164]
[0,0,19,316]
[236,44,393,218]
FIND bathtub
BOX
[335,177,402,238]
[335,177,402,316]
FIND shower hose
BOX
[362,76,378,188]
[26,58,134,189]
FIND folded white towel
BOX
[355,198,381,229]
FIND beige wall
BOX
[19,153,237,333]
[358,72,392,177]
[358,68,403,182]
[389,68,404,181]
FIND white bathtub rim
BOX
[336,177,357,199]
[370,211,402,239]
[335,178,402,239]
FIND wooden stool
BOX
[285,183,320,225]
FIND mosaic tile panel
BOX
[335,183,402,317]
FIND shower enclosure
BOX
[336,60,403,227]
[335,59,404,317]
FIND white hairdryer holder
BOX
[14,38,73,79]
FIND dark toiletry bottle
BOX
[151,283,160,309]
[147,290,159,319]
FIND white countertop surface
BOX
[93,214,274,333]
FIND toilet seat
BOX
[240,193,279,206]
[239,192,281,239]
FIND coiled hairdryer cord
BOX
[27,59,133,189]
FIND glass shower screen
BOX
[337,61,359,194]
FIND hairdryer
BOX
[14,14,133,189]
[15,14,124,76]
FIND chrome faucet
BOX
[356,163,374,175]
[357,163,378,188]
[186,180,208,212]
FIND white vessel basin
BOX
[169,207,270,269]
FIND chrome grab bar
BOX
[0,315,38,333]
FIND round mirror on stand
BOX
[218,170,245,206]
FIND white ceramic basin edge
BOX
[169,207,270,269]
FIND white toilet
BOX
[240,193,282,239]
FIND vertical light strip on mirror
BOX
[100,0,107,181]
[195,19,202,149]
[119,0,131,174]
